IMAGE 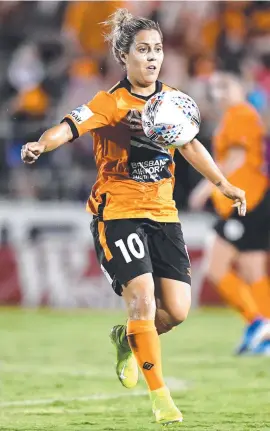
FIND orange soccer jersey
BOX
[211,102,268,219]
[63,78,179,222]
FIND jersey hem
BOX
[86,206,180,223]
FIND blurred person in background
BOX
[21,8,247,425]
[189,72,270,355]
[3,35,69,199]
[61,0,124,102]
[215,1,248,75]
[242,58,268,118]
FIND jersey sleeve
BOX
[61,91,117,139]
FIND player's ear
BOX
[120,52,127,65]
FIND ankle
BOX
[150,386,169,395]
[119,326,130,350]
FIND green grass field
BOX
[0,308,269,431]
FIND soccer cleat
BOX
[110,324,138,389]
[150,386,183,426]
[235,318,270,355]
[251,339,270,355]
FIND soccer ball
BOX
[142,90,200,147]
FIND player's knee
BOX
[164,288,191,327]
[156,309,188,334]
[205,266,225,286]
[128,290,156,319]
[155,309,175,334]
[164,302,190,327]
[123,274,156,319]
[237,251,267,284]
[169,306,190,326]
[203,258,221,285]
[203,235,237,286]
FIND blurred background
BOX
[0,0,269,308]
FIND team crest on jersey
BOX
[70,105,93,124]
[122,109,143,133]
[121,108,173,183]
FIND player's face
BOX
[124,29,164,87]
[209,73,243,109]
[209,74,229,106]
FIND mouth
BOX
[146,65,157,71]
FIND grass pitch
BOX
[0,308,269,431]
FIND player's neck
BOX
[127,77,156,97]
[228,89,246,107]
[228,97,245,108]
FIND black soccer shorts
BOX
[214,189,270,252]
[90,217,191,296]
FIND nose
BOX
[147,49,156,62]
[147,54,156,62]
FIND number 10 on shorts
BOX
[115,233,145,263]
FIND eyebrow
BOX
[136,42,163,46]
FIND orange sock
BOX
[217,271,261,323]
[251,277,270,318]
[127,320,165,391]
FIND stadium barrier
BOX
[0,202,223,308]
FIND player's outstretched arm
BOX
[179,138,246,216]
[21,122,73,164]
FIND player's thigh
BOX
[204,227,238,284]
[149,222,191,323]
[150,222,191,286]
[237,251,268,284]
[90,217,153,296]
[155,276,191,323]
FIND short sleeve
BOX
[61,91,117,139]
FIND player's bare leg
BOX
[122,273,183,425]
[237,251,270,317]
[237,251,270,353]
[204,233,269,354]
[154,277,191,335]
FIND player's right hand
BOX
[21,142,46,164]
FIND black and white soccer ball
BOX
[142,90,201,147]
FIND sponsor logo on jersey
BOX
[130,157,170,182]
[70,105,93,124]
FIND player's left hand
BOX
[218,182,246,216]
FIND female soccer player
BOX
[189,72,270,355]
[21,10,246,426]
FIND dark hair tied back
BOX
[103,8,163,66]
